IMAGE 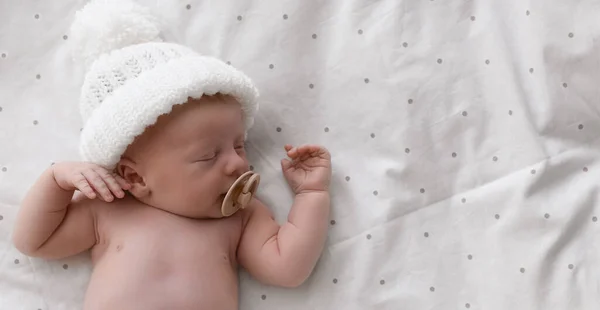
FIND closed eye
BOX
[196,153,217,162]
[234,141,245,150]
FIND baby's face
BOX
[122,95,249,218]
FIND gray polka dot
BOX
[34,14,39,19]
[63,35,68,40]
[312,34,317,39]
[470,16,476,21]
[424,232,429,237]
[520,267,525,273]
[544,213,550,219]
[408,99,413,104]
[430,286,435,292]
[186,4,191,9]
[283,14,288,20]
[269,64,274,69]
[14,259,19,264]
[529,68,534,73]
[466,303,471,308]
[358,29,363,35]
[405,148,410,154]
[276,127,281,132]
[380,279,385,285]
[36,74,41,79]
[309,83,314,89]
[462,111,468,117]
[492,156,498,162]
[509,110,513,115]
[583,167,588,172]
[1,53,6,58]
[330,220,336,225]
[461,198,466,203]
[62,264,68,270]
[569,32,574,38]
[495,214,500,220]
[568,264,574,270]
[366,234,372,240]
[370,133,375,138]
[578,124,584,130]
[237,15,243,21]
[0,215,3,220]
[437,58,443,64]
[324,127,330,132]
[333,278,338,284]
[452,152,457,158]
[261,295,266,300]
[364,78,370,83]
[226,61,231,65]
[563,83,568,88]
[420,188,425,193]
[403,42,408,48]
[33,120,39,125]
[1,167,6,172]
[467,254,473,260]
[485,59,490,65]
[592,216,597,222]
[531,169,536,174]
[0,106,3,112]
[526,10,530,16]
[345,176,351,181]
[373,190,378,196]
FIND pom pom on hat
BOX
[69,0,162,68]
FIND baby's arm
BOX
[238,145,331,287]
[12,162,129,259]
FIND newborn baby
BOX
[11,1,331,309]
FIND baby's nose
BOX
[224,152,248,176]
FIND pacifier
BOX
[221,171,260,217]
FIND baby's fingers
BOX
[114,174,131,191]
[291,144,318,161]
[286,144,311,158]
[95,168,126,199]
[73,173,97,199]
[285,145,298,158]
[301,144,330,160]
[82,169,114,202]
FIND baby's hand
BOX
[52,162,131,202]
[281,144,332,194]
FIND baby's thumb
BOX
[281,158,292,171]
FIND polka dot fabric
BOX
[1,0,600,310]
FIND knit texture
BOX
[69,0,259,169]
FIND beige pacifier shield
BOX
[221,171,260,217]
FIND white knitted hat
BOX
[70,0,259,169]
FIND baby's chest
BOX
[94,208,244,268]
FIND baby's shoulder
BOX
[71,192,135,215]
[76,193,146,238]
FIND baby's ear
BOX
[116,158,150,198]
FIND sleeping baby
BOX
[11,1,331,309]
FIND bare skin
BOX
[12,95,332,310]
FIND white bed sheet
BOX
[1,0,600,309]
